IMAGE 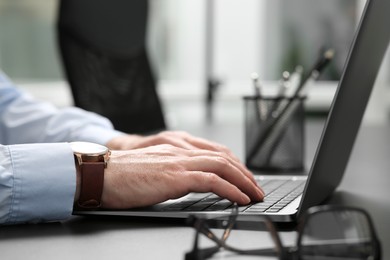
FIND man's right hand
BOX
[99,144,265,209]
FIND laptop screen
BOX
[299,0,390,214]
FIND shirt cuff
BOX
[6,143,76,224]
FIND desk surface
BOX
[1,120,389,260]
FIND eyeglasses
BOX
[185,204,381,260]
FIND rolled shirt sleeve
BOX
[0,143,76,225]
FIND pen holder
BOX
[243,96,305,173]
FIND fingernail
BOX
[257,188,265,200]
[241,194,251,205]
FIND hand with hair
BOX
[89,132,265,209]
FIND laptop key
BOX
[204,200,233,211]
[245,207,268,213]
[266,208,282,213]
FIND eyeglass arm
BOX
[185,246,220,260]
[263,218,288,258]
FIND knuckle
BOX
[176,130,188,136]
[215,156,230,168]
[153,144,181,157]
[220,145,230,152]
[193,172,216,188]
[205,172,219,186]
[169,161,186,172]
[156,134,170,143]
[159,143,175,150]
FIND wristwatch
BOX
[70,141,111,210]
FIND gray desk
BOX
[1,120,389,260]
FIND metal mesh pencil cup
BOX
[243,96,305,172]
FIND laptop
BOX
[74,0,390,224]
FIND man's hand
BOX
[100,144,264,209]
[106,131,241,161]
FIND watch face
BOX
[70,142,108,155]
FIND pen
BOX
[276,71,290,98]
[286,65,304,97]
[293,49,335,97]
[270,71,290,119]
[251,72,262,97]
[251,72,267,120]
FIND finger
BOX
[185,149,263,193]
[184,156,264,201]
[182,171,251,205]
[145,134,198,150]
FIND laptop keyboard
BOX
[162,178,305,213]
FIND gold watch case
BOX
[70,141,110,165]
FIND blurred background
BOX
[0,0,389,129]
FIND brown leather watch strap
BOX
[76,162,105,209]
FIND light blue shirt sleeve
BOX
[0,143,76,225]
[0,70,124,145]
[0,70,126,225]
